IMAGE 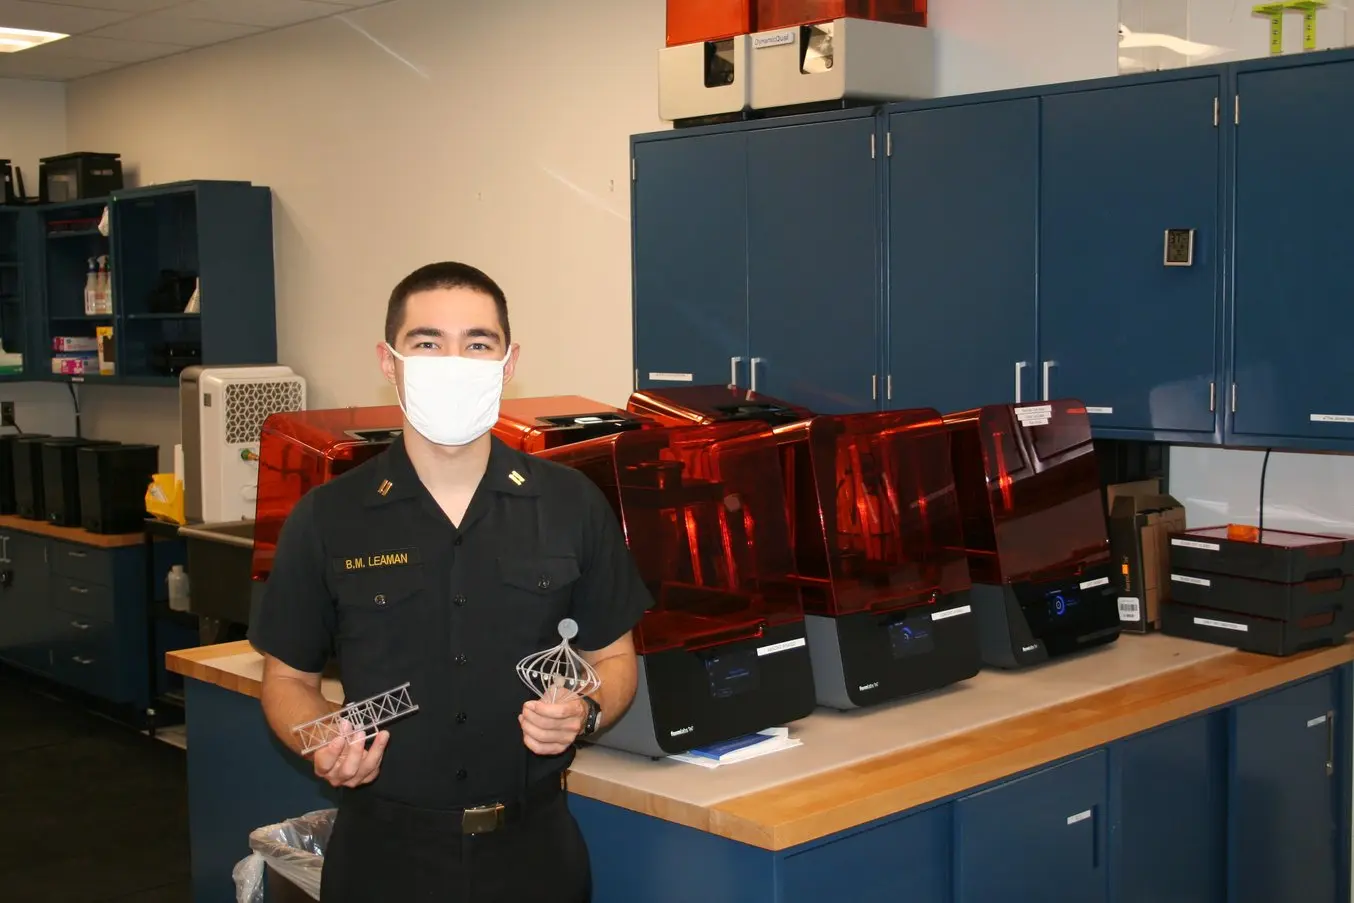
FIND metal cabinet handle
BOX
[71,656,93,666]
[729,356,743,388]
[68,550,87,559]
[1327,709,1336,777]
[70,620,90,631]
[1042,360,1057,401]
[1015,361,1027,403]
[749,357,763,392]
[70,585,89,594]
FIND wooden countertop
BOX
[166,634,1354,851]
[0,513,149,548]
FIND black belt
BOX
[345,773,565,836]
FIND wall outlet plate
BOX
[1,401,15,428]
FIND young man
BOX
[249,261,652,901]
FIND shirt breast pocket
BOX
[498,555,580,627]
[334,566,427,673]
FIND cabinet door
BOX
[1232,673,1341,903]
[1115,713,1226,903]
[777,804,949,903]
[632,133,749,391]
[1231,61,1354,443]
[954,751,1107,903]
[1040,77,1221,436]
[887,99,1039,414]
[745,117,879,414]
[0,532,52,673]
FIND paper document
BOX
[668,727,801,769]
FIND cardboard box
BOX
[1106,480,1186,633]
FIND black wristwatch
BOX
[581,696,602,736]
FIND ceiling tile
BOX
[0,0,132,34]
[310,0,387,6]
[175,0,346,29]
[41,33,186,62]
[83,9,262,44]
[0,51,120,78]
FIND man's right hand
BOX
[312,721,390,788]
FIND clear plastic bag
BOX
[232,808,335,902]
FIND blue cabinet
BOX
[778,805,949,903]
[632,49,1354,452]
[1232,672,1344,903]
[887,98,1039,414]
[631,113,881,412]
[1114,713,1226,903]
[954,750,1108,903]
[1040,76,1222,440]
[1229,58,1354,448]
[0,530,53,672]
[746,118,879,413]
[0,524,191,713]
[632,132,748,390]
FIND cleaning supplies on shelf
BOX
[81,255,113,315]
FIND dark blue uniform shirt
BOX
[248,435,652,808]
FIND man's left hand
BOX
[519,697,586,756]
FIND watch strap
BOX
[582,696,601,735]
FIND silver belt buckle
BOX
[461,803,505,835]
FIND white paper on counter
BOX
[667,727,802,769]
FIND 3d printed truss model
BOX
[516,618,603,704]
[292,682,420,755]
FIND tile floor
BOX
[0,669,191,902]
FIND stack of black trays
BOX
[1162,525,1354,656]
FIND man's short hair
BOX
[384,262,511,348]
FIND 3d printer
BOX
[942,400,1120,669]
[628,386,980,707]
[251,406,405,584]
[493,395,655,453]
[628,384,813,427]
[537,417,816,757]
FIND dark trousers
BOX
[318,784,592,902]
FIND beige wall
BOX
[64,0,669,466]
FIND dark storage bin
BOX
[1161,598,1349,656]
[0,433,48,515]
[14,434,56,520]
[39,152,123,203]
[78,443,160,534]
[42,438,117,527]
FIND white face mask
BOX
[387,346,511,447]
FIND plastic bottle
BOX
[167,565,191,612]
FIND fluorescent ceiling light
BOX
[0,26,68,54]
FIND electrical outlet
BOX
[1,402,15,428]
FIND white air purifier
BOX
[179,365,307,523]
[658,35,752,122]
[749,18,934,111]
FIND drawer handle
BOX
[68,551,87,559]
[71,655,93,666]
[69,585,89,594]
[70,620,90,631]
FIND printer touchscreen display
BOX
[1014,572,1117,650]
[885,613,936,658]
[704,649,760,699]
